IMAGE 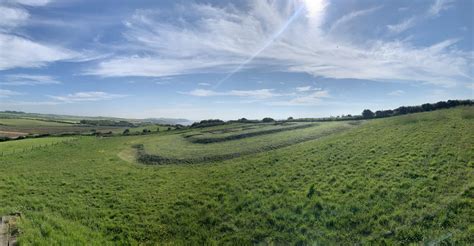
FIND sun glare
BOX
[302,0,327,18]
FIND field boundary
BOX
[136,126,350,165]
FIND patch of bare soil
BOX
[0,131,27,138]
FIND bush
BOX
[191,119,225,128]
[362,109,375,119]
[262,117,275,122]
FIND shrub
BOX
[262,117,275,122]
[362,109,375,119]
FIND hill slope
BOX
[0,107,472,244]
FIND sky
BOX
[0,0,472,120]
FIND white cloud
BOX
[269,90,330,106]
[388,90,405,96]
[198,82,211,86]
[387,0,454,35]
[183,89,280,100]
[1,74,60,85]
[329,6,380,34]
[48,91,128,103]
[87,56,234,77]
[184,87,333,106]
[0,6,29,28]
[428,0,454,17]
[87,0,471,87]
[0,89,23,98]
[296,86,312,92]
[0,34,77,70]
[387,17,416,34]
[0,0,82,71]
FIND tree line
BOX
[361,99,473,119]
[190,99,473,126]
[79,119,135,127]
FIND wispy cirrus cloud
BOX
[86,0,471,87]
[387,17,416,34]
[0,89,24,98]
[387,0,454,35]
[0,34,78,70]
[388,90,405,96]
[295,86,323,92]
[0,0,80,70]
[183,89,280,100]
[269,90,330,106]
[1,74,60,86]
[296,86,312,92]
[48,91,128,103]
[428,0,454,17]
[183,86,331,106]
[328,6,381,35]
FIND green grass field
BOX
[0,118,125,137]
[0,137,76,155]
[137,121,355,163]
[0,119,73,127]
[0,107,472,244]
[0,117,172,138]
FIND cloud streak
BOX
[387,17,416,34]
[48,91,128,103]
[268,90,330,106]
[1,74,61,86]
[0,89,24,98]
[183,89,280,100]
[428,0,454,17]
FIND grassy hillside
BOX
[0,118,119,137]
[137,121,355,164]
[0,107,472,244]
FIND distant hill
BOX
[0,111,191,125]
[142,118,193,125]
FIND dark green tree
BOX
[362,109,375,119]
[262,117,275,122]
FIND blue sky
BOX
[0,0,472,120]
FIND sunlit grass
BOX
[0,107,472,244]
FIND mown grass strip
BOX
[136,126,349,165]
[188,123,317,144]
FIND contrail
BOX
[213,4,305,89]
